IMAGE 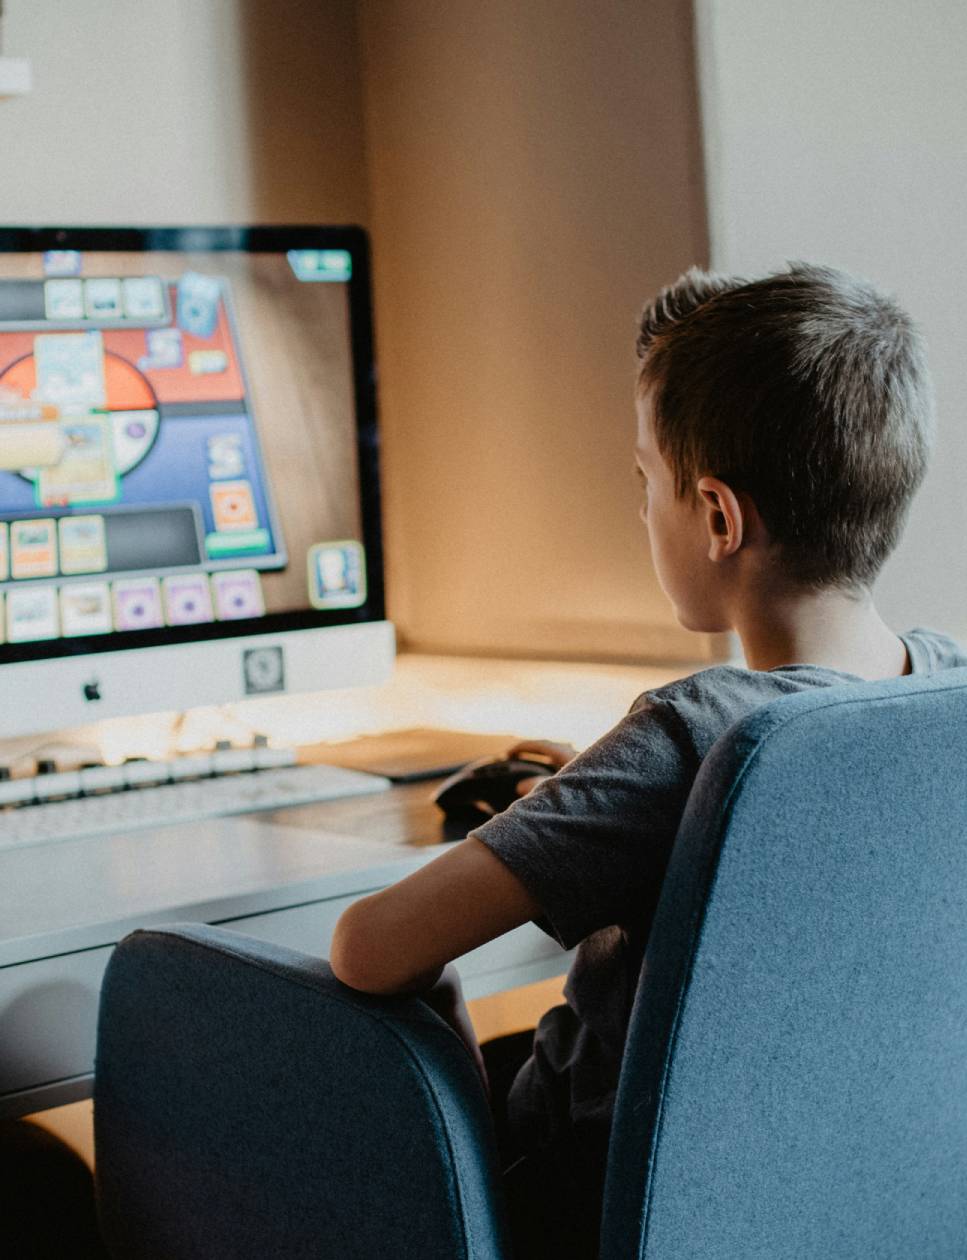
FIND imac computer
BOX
[0,225,393,743]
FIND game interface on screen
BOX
[0,249,366,645]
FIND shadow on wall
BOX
[238,0,369,225]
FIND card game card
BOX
[84,278,123,321]
[7,585,59,642]
[162,573,214,625]
[112,577,164,631]
[177,271,221,339]
[44,279,85,322]
[10,518,57,578]
[212,569,264,620]
[60,582,112,637]
[122,276,166,321]
[34,331,107,410]
[210,480,257,532]
[307,540,367,609]
[58,514,108,574]
[37,416,118,507]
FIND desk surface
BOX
[0,779,444,969]
[0,656,700,1117]
[0,766,569,1117]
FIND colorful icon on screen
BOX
[212,569,264,620]
[286,249,351,282]
[307,540,366,609]
[176,271,221,339]
[138,327,183,371]
[210,480,257,532]
[207,433,246,480]
[162,573,214,626]
[110,410,160,476]
[43,251,82,277]
[113,577,164,631]
[84,278,123,321]
[189,349,228,375]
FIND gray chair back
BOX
[96,668,967,1258]
[602,667,967,1259]
[94,925,511,1259]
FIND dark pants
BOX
[0,1119,108,1259]
[481,1032,607,1260]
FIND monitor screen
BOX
[0,226,384,663]
[0,227,391,737]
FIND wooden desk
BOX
[0,776,571,1120]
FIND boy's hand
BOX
[420,964,488,1092]
[507,739,577,796]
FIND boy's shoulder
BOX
[623,663,837,764]
[623,626,967,759]
[903,626,967,672]
[629,659,846,721]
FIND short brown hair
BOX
[636,263,934,589]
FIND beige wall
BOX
[360,0,713,661]
[696,0,967,642]
[1,0,712,663]
[1,0,367,224]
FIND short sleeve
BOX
[470,696,701,949]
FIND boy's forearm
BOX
[382,964,445,995]
[329,837,540,995]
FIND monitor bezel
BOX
[0,224,385,665]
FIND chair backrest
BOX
[94,924,512,1259]
[601,667,967,1259]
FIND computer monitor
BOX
[0,226,393,739]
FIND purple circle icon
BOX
[125,420,147,439]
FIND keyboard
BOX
[0,762,391,851]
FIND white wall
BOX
[0,0,367,224]
[696,0,967,639]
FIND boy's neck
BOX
[733,586,909,679]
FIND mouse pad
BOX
[302,727,519,782]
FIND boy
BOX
[331,264,967,1255]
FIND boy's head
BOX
[634,263,934,618]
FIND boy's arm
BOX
[329,837,541,995]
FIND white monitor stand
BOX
[0,620,395,740]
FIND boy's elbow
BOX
[330,896,397,994]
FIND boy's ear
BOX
[696,476,745,561]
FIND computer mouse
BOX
[433,755,556,834]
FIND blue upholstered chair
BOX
[95,668,967,1258]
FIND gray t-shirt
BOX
[473,627,967,1154]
